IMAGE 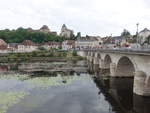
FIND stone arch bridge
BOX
[77,50,150,96]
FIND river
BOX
[0,60,149,113]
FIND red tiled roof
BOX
[21,40,36,46]
[0,39,8,50]
[0,39,7,46]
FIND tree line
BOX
[0,27,71,43]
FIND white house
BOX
[137,28,150,45]
[75,36,101,49]
[42,42,61,50]
[62,40,75,50]
[17,40,38,52]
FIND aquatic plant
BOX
[0,73,30,81]
[0,92,28,113]
[27,75,90,88]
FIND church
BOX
[60,24,74,38]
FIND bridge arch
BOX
[97,53,101,59]
[116,56,135,77]
[104,54,112,69]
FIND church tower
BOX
[60,24,74,38]
[61,24,67,32]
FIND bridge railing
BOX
[78,48,150,54]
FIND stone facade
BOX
[60,24,74,38]
[27,25,57,35]
[39,25,51,33]
[0,39,10,53]
[17,40,38,52]
[62,40,75,50]
[0,39,8,50]
[137,28,150,45]
[75,36,101,49]
[42,42,61,50]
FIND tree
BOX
[121,29,131,38]
[76,32,81,39]
[0,28,67,43]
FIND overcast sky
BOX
[0,0,150,36]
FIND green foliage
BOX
[121,29,131,38]
[0,28,68,43]
[76,32,81,39]
[37,47,47,51]
[72,50,77,56]
[0,91,27,113]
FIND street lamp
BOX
[136,23,139,44]
[136,23,139,35]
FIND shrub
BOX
[72,50,77,56]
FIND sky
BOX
[0,0,150,36]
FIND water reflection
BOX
[90,64,150,113]
[0,61,149,113]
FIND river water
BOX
[0,61,149,113]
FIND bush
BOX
[72,50,77,56]
[38,47,47,51]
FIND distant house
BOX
[62,40,75,50]
[0,39,8,50]
[100,36,131,48]
[137,28,150,45]
[17,40,38,52]
[60,24,74,38]
[27,25,57,35]
[75,36,100,49]
[112,36,126,45]
[42,42,61,50]
[39,25,51,33]
[8,43,19,51]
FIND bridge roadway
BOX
[77,49,150,97]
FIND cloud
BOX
[0,0,150,36]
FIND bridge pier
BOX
[93,58,99,65]
[99,59,109,69]
[110,63,117,77]
[89,56,93,63]
[134,71,150,96]
[87,56,90,61]
[98,59,110,75]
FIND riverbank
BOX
[0,50,85,63]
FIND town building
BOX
[112,36,127,45]
[27,25,57,35]
[42,42,61,50]
[39,25,51,33]
[62,40,75,50]
[75,36,101,49]
[0,39,8,49]
[17,40,38,52]
[137,28,150,45]
[60,24,74,38]
[8,43,19,52]
[0,39,9,53]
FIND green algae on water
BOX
[0,92,28,113]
